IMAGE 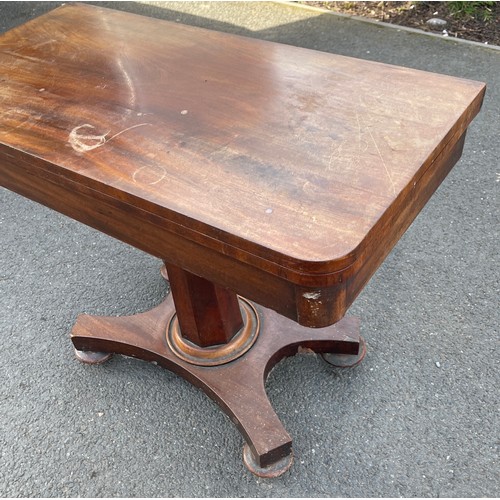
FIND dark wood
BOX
[70,293,361,469]
[0,3,486,476]
[165,263,243,347]
[0,3,485,327]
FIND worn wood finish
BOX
[70,293,361,469]
[0,3,485,327]
[0,3,486,476]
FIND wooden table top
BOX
[0,4,485,278]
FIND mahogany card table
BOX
[0,4,485,477]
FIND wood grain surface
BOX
[0,4,485,326]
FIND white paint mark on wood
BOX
[108,123,151,141]
[132,165,167,186]
[68,124,108,153]
[303,291,321,300]
[68,122,151,153]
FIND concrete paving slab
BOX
[1,1,498,497]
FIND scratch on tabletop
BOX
[367,127,396,195]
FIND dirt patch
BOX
[301,2,499,46]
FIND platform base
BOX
[71,293,363,476]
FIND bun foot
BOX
[243,443,293,478]
[74,348,113,365]
[321,335,366,368]
[160,264,168,281]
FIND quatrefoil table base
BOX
[71,274,364,477]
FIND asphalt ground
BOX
[0,1,498,497]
